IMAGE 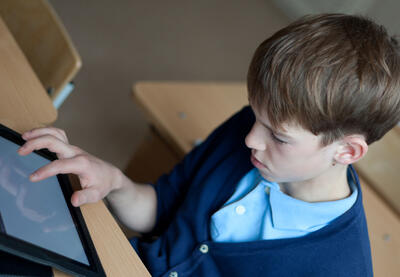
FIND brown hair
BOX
[247,14,400,145]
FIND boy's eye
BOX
[271,132,286,144]
[256,120,288,144]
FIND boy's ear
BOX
[334,135,368,165]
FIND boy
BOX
[18,14,400,276]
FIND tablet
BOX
[0,124,105,277]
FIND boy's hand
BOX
[18,127,122,207]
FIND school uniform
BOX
[130,106,373,277]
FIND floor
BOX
[49,0,398,171]
[48,0,288,170]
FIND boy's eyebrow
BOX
[250,105,293,139]
[260,121,293,139]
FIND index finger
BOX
[29,156,87,182]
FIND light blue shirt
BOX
[210,168,358,242]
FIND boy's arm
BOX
[106,171,157,233]
[18,127,157,233]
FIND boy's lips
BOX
[251,154,267,170]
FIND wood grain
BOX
[361,177,400,276]
[78,201,150,277]
[355,126,400,215]
[65,176,151,277]
[0,16,56,132]
[134,81,249,156]
[0,0,81,100]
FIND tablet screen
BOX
[0,136,89,265]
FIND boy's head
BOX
[247,13,400,146]
[245,14,400,192]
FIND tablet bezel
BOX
[0,124,106,277]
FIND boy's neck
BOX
[278,165,351,203]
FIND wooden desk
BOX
[0,16,150,276]
[128,81,400,277]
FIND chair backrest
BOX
[0,0,81,101]
[0,16,57,133]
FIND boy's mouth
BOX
[251,154,267,170]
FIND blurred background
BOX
[48,0,399,170]
[1,1,397,275]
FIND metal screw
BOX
[178,112,187,119]
[193,138,203,147]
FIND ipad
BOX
[0,124,105,277]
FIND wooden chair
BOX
[0,0,81,108]
[356,127,400,215]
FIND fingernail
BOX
[30,173,38,181]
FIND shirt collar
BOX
[260,170,358,231]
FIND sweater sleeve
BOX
[148,106,252,235]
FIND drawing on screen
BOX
[0,155,56,223]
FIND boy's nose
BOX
[245,124,266,151]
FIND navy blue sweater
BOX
[132,106,373,277]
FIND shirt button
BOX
[265,186,271,194]
[169,271,178,277]
[199,244,209,254]
[235,205,246,215]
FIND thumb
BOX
[71,187,101,207]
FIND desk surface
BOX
[0,16,150,276]
[134,81,249,155]
[133,81,400,276]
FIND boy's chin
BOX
[258,169,292,184]
[258,169,278,183]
